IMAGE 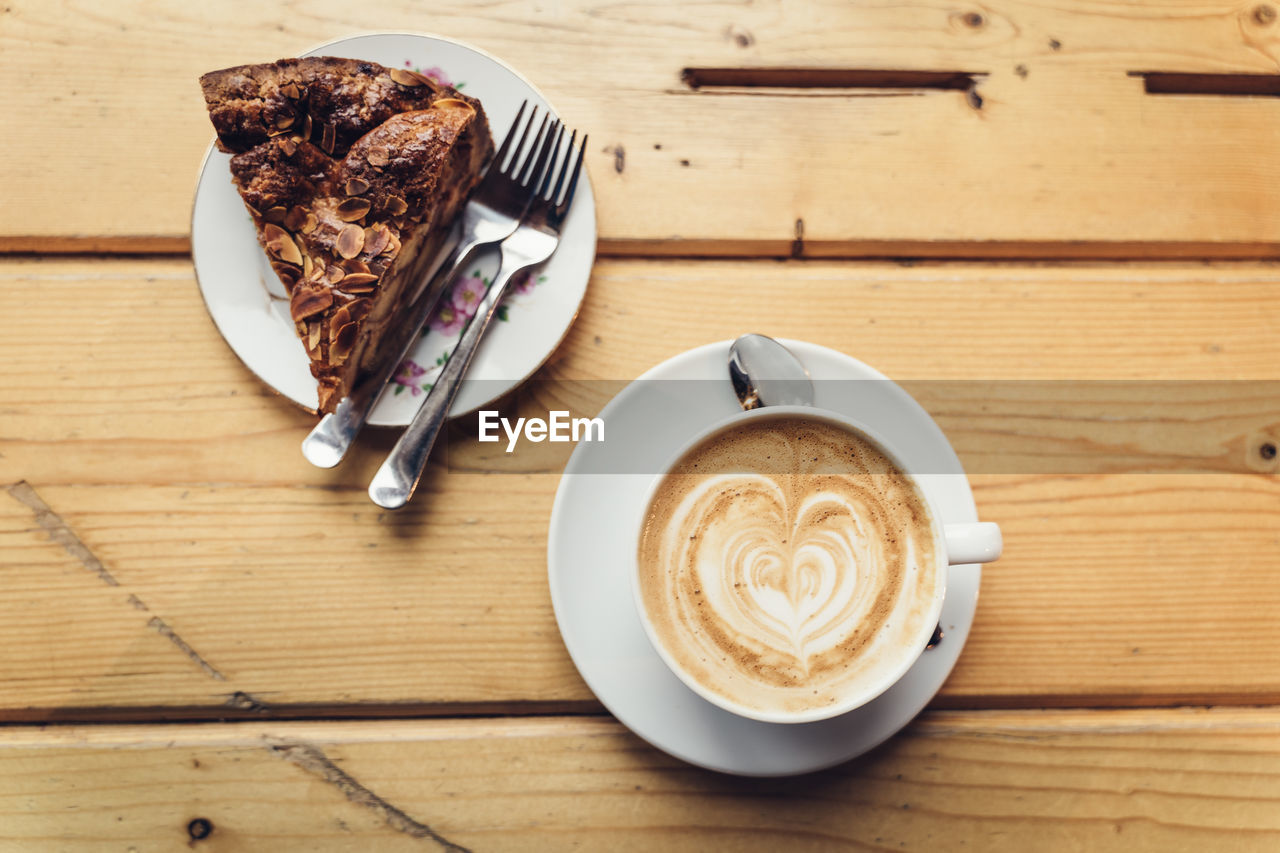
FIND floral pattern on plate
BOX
[394,268,548,396]
[405,59,464,90]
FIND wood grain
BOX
[7,2,1278,843]
[4,1,1280,255]
[1,257,1278,717]
[2,709,1279,850]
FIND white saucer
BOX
[192,32,596,424]
[547,340,982,777]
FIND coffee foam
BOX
[637,417,940,716]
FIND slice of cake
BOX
[200,57,493,412]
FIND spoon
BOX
[728,334,814,410]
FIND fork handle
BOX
[368,260,532,509]
[300,236,488,469]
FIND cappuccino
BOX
[636,415,941,718]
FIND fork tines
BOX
[497,106,586,222]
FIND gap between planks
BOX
[3,707,1280,748]
[7,236,1280,260]
[9,691,1280,726]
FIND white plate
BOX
[547,340,982,777]
[192,32,596,424]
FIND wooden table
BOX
[3,1,1280,849]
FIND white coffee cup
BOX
[631,405,1001,724]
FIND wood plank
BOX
[1,257,1278,716]
[4,2,1280,255]
[2,709,1279,850]
[3,474,1277,715]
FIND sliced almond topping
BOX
[300,212,318,235]
[317,383,338,413]
[283,206,307,231]
[279,136,298,157]
[321,122,336,155]
[289,287,333,323]
[336,198,372,222]
[263,223,303,265]
[366,145,390,167]
[336,223,365,259]
[306,320,321,352]
[363,224,391,257]
[390,68,425,87]
[302,253,314,280]
[384,195,408,216]
[344,178,370,196]
[340,272,379,288]
[329,322,357,365]
[431,98,474,115]
[263,206,287,223]
[275,114,295,130]
[325,264,345,284]
[383,230,402,258]
[339,258,370,275]
[270,261,300,290]
[282,82,301,100]
[270,236,302,267]
[276,237,303,266]
[302,113,313,141]
[329,304,352,335]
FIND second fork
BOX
[368,120,588,509]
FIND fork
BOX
[300,101,547,468]
[368,121,588,509]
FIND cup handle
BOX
[944,522,1002,565]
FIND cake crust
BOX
[202,57,451,157]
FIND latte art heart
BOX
[703,484,872,669]
[638,417,940,716]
